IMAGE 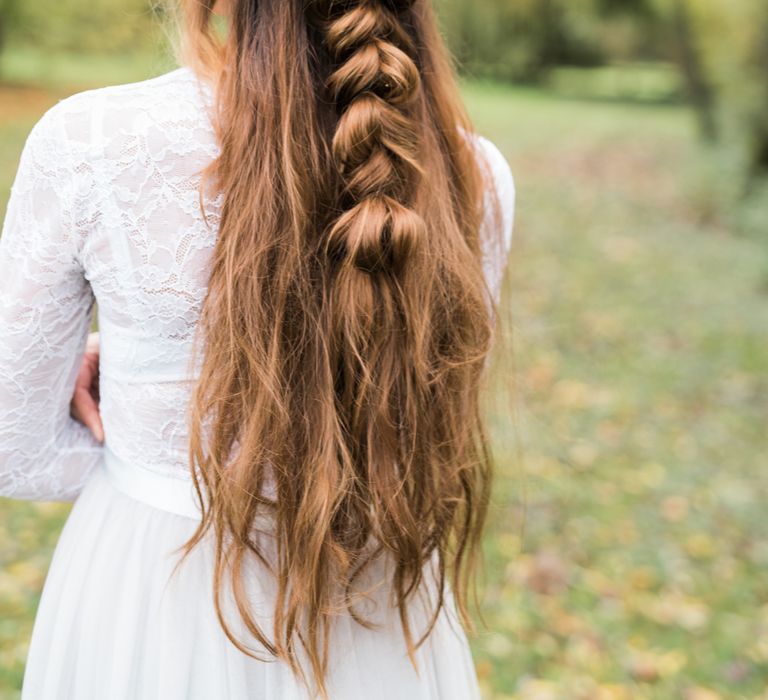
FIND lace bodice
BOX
[0,66,515,501]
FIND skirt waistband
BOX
[100,446,203,520]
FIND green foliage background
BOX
[0,2,767,699]
[5,0,162,53]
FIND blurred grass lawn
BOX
[1,54,767,700]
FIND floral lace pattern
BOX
[0,67,514,501]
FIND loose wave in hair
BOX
[176,0,503,695]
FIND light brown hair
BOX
[176,0,503,695]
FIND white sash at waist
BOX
[100,445,203,520]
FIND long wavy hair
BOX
[175,0,503,695]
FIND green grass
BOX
[546,63,686,105]
[1,58,768,700]
[468,83,768,699]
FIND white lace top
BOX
[0,66,515,501]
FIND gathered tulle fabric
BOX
[22,461,483,700]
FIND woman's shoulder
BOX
[26,66,211,155]
[467,132,515,248]
[469,133,515,200]
[47,65,200,110]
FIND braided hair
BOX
[179,1,501,696]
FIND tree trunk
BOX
[0,8,6,61]
[536,0,564,73]
[671,0,718,142]
[750,10,768,174]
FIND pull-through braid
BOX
[310,0,425,274]
[182,0,497,696]
[302,2,436,673]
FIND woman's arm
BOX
[476,135,515,307]
[70,332,104,443]
[0,104,103,501]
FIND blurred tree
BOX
[680,0,768,183]
[746,10,768,176]
[437,0,605,82]
[587,0,719,139]
[668,0,718,141]
[9,0,159,54]
[0,0,21,60]
[595,0,654,17]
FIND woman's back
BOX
[44,68,222,485]
[1,65,513,493]
[0,4,514,695]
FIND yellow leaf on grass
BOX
[516,679,560,700]
[685,533,716,559]
[594,685,631,700]
[626,648,687,682]
[684,688,722,700]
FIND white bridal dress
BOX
[0,66,515,699]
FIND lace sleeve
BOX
[475,135,515,307]
[0,104,103,501]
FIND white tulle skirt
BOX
[21,459,482,699]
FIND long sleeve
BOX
[0,104,103,501]
[475,134,516,307]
